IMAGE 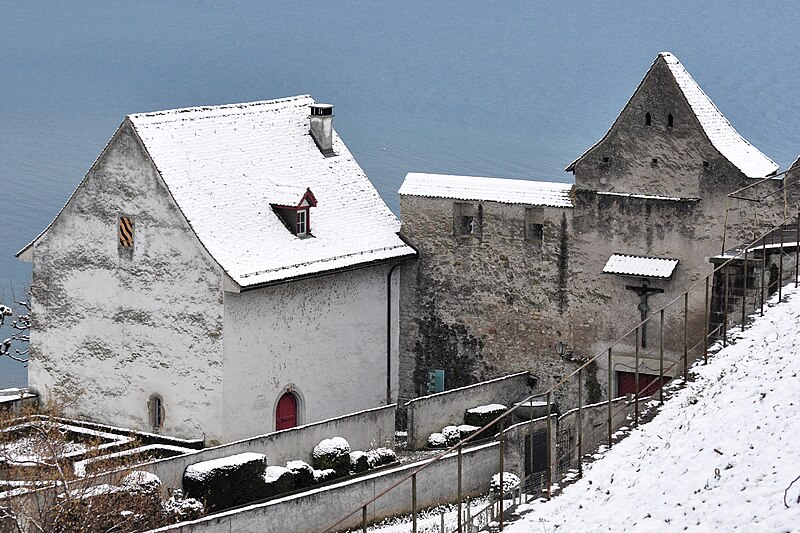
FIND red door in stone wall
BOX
[617,371,671,397]
[276,393,297,431]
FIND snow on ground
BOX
[348,496,494,533]
[507,287,800,532]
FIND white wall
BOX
[137,404,396,491]
[28,122,225,441]
[222,263,400,441]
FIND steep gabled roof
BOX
[21,96,415,288]
[566,52,778,179]
[399,173,574,207]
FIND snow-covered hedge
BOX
[312,437,351,477]
[263,465,295,497]
[490,472,520,496]
[427,432,446,448]
[313,468,337,484]
[350,451,370,473]
[442,425,461,446]
[163,489,204,521]
[457,424,480,440]
[464,403,507,434]
[366,447,397,469]
[121,471,161,495]
[286,460,315,489]
[183,452,268,511]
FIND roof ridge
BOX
[658,53,778,178]
[127,94,313,122]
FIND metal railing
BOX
[324,175,800,533]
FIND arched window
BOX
[667,113,674,127]
[645,112,651,126]
[276,392,298,431]
[147,394,165,430]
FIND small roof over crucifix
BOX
[602,253,679,279]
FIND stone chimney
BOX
[309,103,334,155]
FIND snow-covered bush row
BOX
[182,440,398,512]
[426,424,480,448]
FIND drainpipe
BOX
[387,263,401,404]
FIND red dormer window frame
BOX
[271,188,318,237]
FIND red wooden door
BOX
[276,393,297,431]
[617,371,671,397]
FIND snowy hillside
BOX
[507,287,800,532]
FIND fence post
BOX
[457,442,463,533]
[742,248,748,330]
[780,217,785,301]
[577,366,583,477]
[795,213,799,288]
[546,391,552,500]
[659,308,665,403]
[441,511,445,533]
[412,473,417,533]
[499,417,505,531]
[634,326,640,427]
[607,347,612,447]
[683,292,689,383]
[761,235,767,316]
[723,266,729,347]
[703,276,709,365]
[362,506,367,533]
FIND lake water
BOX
[2,1,799,387]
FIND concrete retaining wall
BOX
[558,396,640,456]
[147,441,500,533]
[406,372,531,449]
[137,404,396,491]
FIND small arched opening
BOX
[667,113,674,127]
[276,392,298,431]
[147,394,165,430]
[645,112,652,126]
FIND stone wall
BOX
[399,194,577,404]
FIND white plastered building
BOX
[18,95,415,443]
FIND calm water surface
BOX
[2,1,799,386]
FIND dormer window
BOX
[271,188,317,237]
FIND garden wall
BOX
[137,404,396,491]
[406,372,531,449]
[146,441,500,533]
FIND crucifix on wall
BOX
[625,279,663,348]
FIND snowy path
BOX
[506,287,800,532]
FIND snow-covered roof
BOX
[603,254,679,279]
[122,96,414,288]
[398,173,573,207]
[566,52,778,179]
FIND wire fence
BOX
[323,172,800,533]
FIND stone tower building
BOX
[398,52,782,404]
